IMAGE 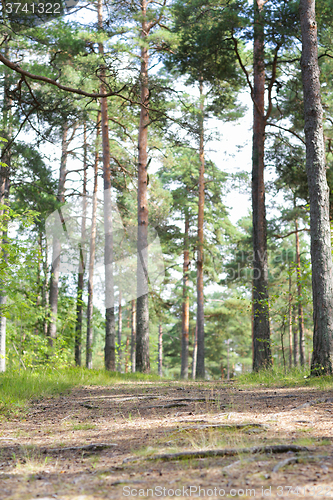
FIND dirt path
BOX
[1,380,333,499]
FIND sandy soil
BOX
[1,380,333,499]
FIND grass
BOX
[236,366,333,389]
[0,367,160,415]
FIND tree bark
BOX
[75,121,87,366]
[117,289,122,372]
[131,299,136,373]
[181,213,190,379]
[288,268,293,369]
[293,305,299,366]
[295,217,305,365]
[98,0,116,371]
[192,324,198,380]
[86,111,101,369]
[48,122,68,345]
[252,0,271,371]
[0,43,11,372]
[299,0,333,375]
[158,324,163,377]
[196,79,205,379]
[136,0,150,373]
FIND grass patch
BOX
[71,422,96,431]
[236,366,333,389]
[0,367,159,416]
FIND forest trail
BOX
[1,380,333,499]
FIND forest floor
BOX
[1,378,333,499]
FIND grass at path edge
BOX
[0,367,159,415]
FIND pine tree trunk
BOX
[86,111,101,369]
[43,234,49,336]
[0,47,11,371]
[181,214,190,379]
[293,305,299,366]
[131,299,136,373]
[117,290,122,372]
[252,0,271,371]
[299,0,333,375]
[136,0,150,373]
[98,0,116,371]
[288,269,293,369]
[75,121,87,366]
[158,324,163,377]
[295,218,305,365]
[192,324,198,380]
[48,123,68,345]
[196,79,205,379]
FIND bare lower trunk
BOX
[252,0,271,370]
[117,290,122,372]
[158,324,163,377]
[192,324,198,380]
[98,0,116,371]
[75,121,87,366]
[86,112,101,369]
[48,123,68,345]
[300,0,333,375]
[136,0,150,373]
[43,235,49,336]
[293,305,299,366]
[196,79,205,379]
[288,269,292,369]
[131,299,136,373]
[125,334,130,373]
[295,218,305,365]
[181,214,190,379]
[0,42,11,371]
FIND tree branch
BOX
[266,122,306,144]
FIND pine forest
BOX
[1,0,333,380]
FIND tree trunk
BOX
[196,79,205,379]
[293,305,299,366]
[75,121,87,366]
[288,268,293,369]
[192,324,198,380]
[131,299,136,373]
[299,0,333,375]
[181,213,190,379]
[0,44,11,372]
[295,217,305,365]
[136,0,150,373]
[158,324,163,377]
[252,0,271,371]
[86,111,101,369]
[42,234,49,336]
[48,122,68,345]
[98,0,116,371]
[117,289,122,372]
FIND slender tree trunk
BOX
[288,268,293,369]
[300,0,333,375]
[117,289,122,372]
[75,121,87,366]
[43,235,49,336]
[181,213,190,379]
[158,324,163,377]
[48,122,68,345]
[192,324,198,380]
[0,46,10,371]
[136,0,150,373]
[293,305,299,366]
[98,0,116,371]
[295,217,305,365]
[196,79,205,379]
[125,334,130,373]
[252,0,271,371]
[131,299,136,373]
[86,111,101,369]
